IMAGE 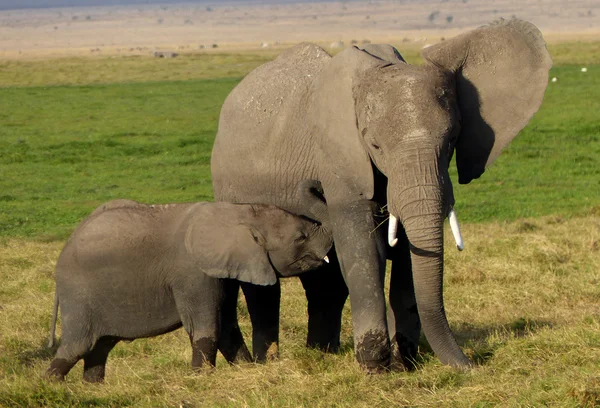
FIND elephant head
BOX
[311,19,551,366]
[184,202,333,285]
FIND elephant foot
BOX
[305,310,342,354]
[389,333,418,371]
[232,344,253,364]
[46,358,76,381]
[306,340,340,354]
[355,330,391,373]
[218,326,253,364]
[306,327,341,354]
[191,337,217,369]
[82,366,106,383]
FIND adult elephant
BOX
[211,19,552,371]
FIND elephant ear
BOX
[360,44,406,64]
[422,19,552,184]
[297,179,329,228]
[309,46,385,199]
[184,217,277,286]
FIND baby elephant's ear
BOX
[185,222,277,286]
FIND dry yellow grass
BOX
[1,213,599,406]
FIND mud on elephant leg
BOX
[387,226,421,371]
[83,336,119,383]
[241,281,281,362]
[300,251,348,353]
[218,280,252,363]
[328,199,390,372]
[173,278,222,370]
[46,357,79,381]
[46,319,95,381]
[191,336,218,369]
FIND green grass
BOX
[452,64,600,221]
[0,41,599,406]
[546,41,600,66]
[0,78,239,239]
[1,52,599,238]
[0,52,274,88]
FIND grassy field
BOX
[0,41,599,406]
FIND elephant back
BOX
[212,43,331,203]
[219,43,331,133]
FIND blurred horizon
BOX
[0,0,329,11]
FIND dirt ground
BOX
[0,0,599,59]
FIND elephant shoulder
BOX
[221,43,331,124]
[277,42,332,68]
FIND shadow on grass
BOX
[416,317,554,366]
[15,339,57,367]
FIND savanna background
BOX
[0,0,599,406]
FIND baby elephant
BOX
[47,197,332,382]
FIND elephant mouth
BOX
[387,209,464,251]
[276,254,329,278]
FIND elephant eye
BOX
[371,142,381,150]
[295,233,307,243]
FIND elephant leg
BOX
[387,225,421,371]
[190,335,218,369]
[83,336,119,383]
[300,251,348,353]
[218,279,252,364]
[47,353,79,381]
[174,278,222,370]
[328,199,390,372]
[241,281,281,362]
[46,310,93,381]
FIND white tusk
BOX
[388,214,398,247]
[448,208,464,251]
[323,255,330,263]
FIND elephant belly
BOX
[84,284,182,340]
[99,300,183,340]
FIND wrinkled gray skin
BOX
[211,19,552,371]
[46,195,332,383]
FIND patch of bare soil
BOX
[0,0,598,59]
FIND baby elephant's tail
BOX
[47,291,59,348]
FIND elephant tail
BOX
[47,291,59,349]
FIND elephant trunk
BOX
[387,150,471,367]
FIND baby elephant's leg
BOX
[190,334,218,369]
[173,276,223,370]
[46,313,94,381]
[47,353,79,381]
[83,336,119,383]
